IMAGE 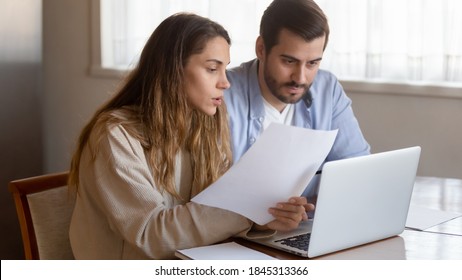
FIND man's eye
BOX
[307,61,320,68]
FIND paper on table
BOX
[175,242,276,260]
[406,205,462,231]
[192,123,338,225]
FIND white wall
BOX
[43,0,118,172]
[348,87,462,179]
[42,0,462,179]
[0,0,43,260]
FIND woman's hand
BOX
[263,197,315,232]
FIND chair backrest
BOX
[8,171,75,260]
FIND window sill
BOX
[89,65,129,79]
[341,80,462,100]
[88,65,462,99]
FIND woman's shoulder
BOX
[91,106,145,146]
[99,106,140,126]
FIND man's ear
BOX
[255,36,265,60]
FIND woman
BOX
[68,13,308,259]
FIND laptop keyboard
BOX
[275,233,311,251]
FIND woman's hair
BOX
[260,0,330,52]
[68,13,232,199]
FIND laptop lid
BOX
[307,146,421,257]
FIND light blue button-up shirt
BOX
[224,59,370,198]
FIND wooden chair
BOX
[8,171,75,259]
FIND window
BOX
[93,0,462,86]
[318,0,462,84]
[96,0,272,70]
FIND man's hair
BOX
[260,0,330,52]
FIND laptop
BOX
[246,146,421,258]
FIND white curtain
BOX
[100,0,272,69]
[318,0,462,83]
[101,0,462,84]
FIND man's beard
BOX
[263,67,311,104]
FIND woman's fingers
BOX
[268,203,307,229]
[270,204,306,220]
[264,196,314,232]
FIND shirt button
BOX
[249,137,256,144]
[258,117,264,123]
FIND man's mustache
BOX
[284,81,308,89]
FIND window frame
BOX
[89,0,127,78]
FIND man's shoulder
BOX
[225,59,258,104]
[308,70,347,105]
[313,69,339,84]
[311,69,343,95]
[226,59,256,81]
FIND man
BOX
[225,0,370,199]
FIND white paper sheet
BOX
[406,205,462,231]
[192,123,338,225]
[175,242,276,260]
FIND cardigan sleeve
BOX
[83,124,253,259]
